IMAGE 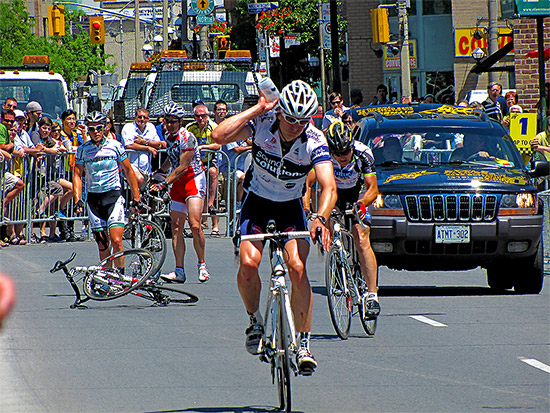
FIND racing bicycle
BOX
[239,221,311,413]
[50,249,198,309]
[325,204,378,339]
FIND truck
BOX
[114,50,260,124]
[0,55,71,120]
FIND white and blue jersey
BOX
[75,138,128,193]
[245,112,331,202]
[332,140,376,190]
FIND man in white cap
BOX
[25,101,42,134]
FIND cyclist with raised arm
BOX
[303,121,381,319]
[153,103,211,284]
[72,111,141,261]
[212,80,337,376]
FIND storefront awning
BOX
[470,41,515,74]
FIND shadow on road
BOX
[313,284,517,297]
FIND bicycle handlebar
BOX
[241,231,311,242]
[50,252,77,273]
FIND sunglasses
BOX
[88,125,105,133]
[330,100,342,105]
[165,118,179,124]
[332,149,351,157]
[282,113,310,126]
[3,119,15,124]
[136,115,149,120]
[194,113,208,118]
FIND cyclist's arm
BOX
[72,164,84,203]
[120,157,140,203]
[302,169,317,213]
[311,161,337,250]
[165,149,194,185]
[211,96,278,145]
[358,174,378,207]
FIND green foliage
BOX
[0,1,114,84]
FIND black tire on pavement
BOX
[83,249,155,301]
[142,284,199,305]
[486,264,514,291]
[325,245,352,339]
[514,242,544,294]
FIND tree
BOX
[232,0,347,88]
[0,0,114,84]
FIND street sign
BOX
[197,15,215,25]
[322,22,331,49]
[191,0,214,16]
[248,2,278,14]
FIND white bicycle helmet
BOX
[278,80,318,119]
[164,102,186,118]
[85,111,107,125]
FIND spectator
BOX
[186,104,220,235]
[530,113,550,162]
[383,136,403,162]
[341,111,356,131]
[369,84,388,105]
[502,91,522,129]
[2,97,17,111]
[0,109,25,244]
[311,105,324,129]
[322,92,349,130]
[422,94,435,104]
[350,88,363,108]
[25,101,43,134]
[121,108,165,189]
[213,99,228,125]
[481,82,503,122]
[104,116,123,144]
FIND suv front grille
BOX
[404,194,497,222]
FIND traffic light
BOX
[89,16,105,45]
[216,35,231,52]
[371,8,390,44]
[48,5,65,37]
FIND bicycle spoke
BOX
[325,245,351,339]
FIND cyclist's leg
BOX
[170,208,188,269]
[187,196,205,263]
[284,239,312,332]
[352,224,378,293]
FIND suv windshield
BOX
[365,128,523,168]
[0,79,67,119]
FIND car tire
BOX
[513,242,544,294]
[486,264,514,291]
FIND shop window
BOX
[422,0,451,15]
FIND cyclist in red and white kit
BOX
[154,103,210,283]
[212,80,337,375]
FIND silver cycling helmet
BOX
[85,111,107,125]
[278,80,318,119]
[164,102,186,119]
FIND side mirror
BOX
[528,160,550,177]
[113,100,125,123]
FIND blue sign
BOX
[248,2,279,14]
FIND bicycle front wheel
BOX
[276,293,292,413]
[83,249,155,301]
[355,271,378,336]
[325,245,352,339]
[135,284,199,305]
[123,218,167,276]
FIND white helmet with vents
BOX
[278,80,318,119]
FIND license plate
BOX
[435,225,470,244]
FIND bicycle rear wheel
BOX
[135,284,199,305]
[123,218,166,276]
[325,245,352,339]
[276,294,292,413]
[83,249,155,301]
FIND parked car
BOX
[351,104,549,293]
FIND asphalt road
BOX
[1,236,549,412]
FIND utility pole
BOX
[134,0,140,61]
[329,0,340,93]
[487,0,498,83]
[397,0,411,100]
[163,0,169,50]
[318,1,326,113]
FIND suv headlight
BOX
[498,193,537,215]
[371,194,404,215]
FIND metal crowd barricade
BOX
[0,152,90,242]
[539,189,550,273]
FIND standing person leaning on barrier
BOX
[152,103,211,284]
[303,121,381,318]
[186,104,220,235]
[72,112,141,261]
[121,108,165,189]
[212,79,337,375]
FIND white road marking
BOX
[519,357,550,374]
[410,315,448,327]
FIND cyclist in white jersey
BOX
[303,121,381,319]
[73,111,141,262]
[212,80,337,376]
